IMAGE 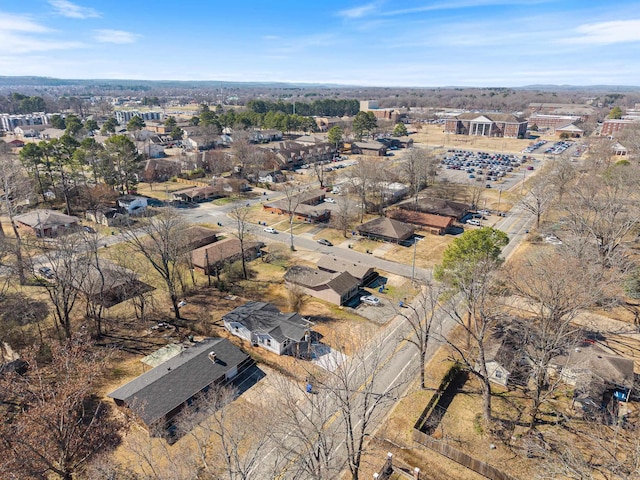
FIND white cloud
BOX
[93,29,139,44]
[0,13,51,33]
[562,19,640,45]
[49,0,100,19]
[338,2,379,19]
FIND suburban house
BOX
[85,208,127,227]
[357,217,415,244]
[284,265,360,306]
[181,226,219,251]
[117,196,148,215]
[481,338,519,387]
[550,342,635,410]
[351,141,387,156]
[14,209,79,237]
[5,139,25,148]
[250,129,283,143]
[172,185,221,203]
[257,170,286,184]
[444,113,528,138]
[108,337,253,432]
[191,238,265,276]
[223,301,313,356]
[316,254,378,286]
[400,197,470,221]
[387,208,454,235]
[142,158,182,182]
[259,140,335,169]
[14,125,46,138]
[263,188,331,223]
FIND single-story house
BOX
[142,158,182,182]
[191,237,265,276]
[481,338,518,387]
[351,141,387,156]
[263,188,331,223]
[400,198,470,221]
[357,217,415,244]
[223,301,313,356]
[172,185,220,203]
[550,343,635,410]
[316,254,378,286]
[108,337,253,431]
[86,208,128,227]
[14,125,46,138]
[387,208,454,235]
[15,209,79,237]
[117,196,147,215]
[6,139,25,148]
[181,226,219,251]
[284,265,360,306]
[257,170,286,184]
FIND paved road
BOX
[246,203,536,478]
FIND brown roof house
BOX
[181,226,219,251]
[550,342,635,410]
[400,197,470,221]
[191,237,264,276]
[357,217,415,244]
[223,301,313,356]
[284,265,360,306]
[387,208,454,235]
[15,209,79,237]
[108,337,253,433]
[264,188,331,223]
[316,254,378,286]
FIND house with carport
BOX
[284,265,360,306]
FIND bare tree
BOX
[402,146,437,202]
[228,204,252,280]
[506,251,616,429]
[123,209,189,320]
[281,182,305,250]
[38,235,89,340]
[331,195,357,238]
[0,338,124,480]
[0,146,33,284]
[395,280,443,389]
[519,176,556,229]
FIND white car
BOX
[360,295,381,306]
[467,219,481,226]
[324,197,336,203]
[264,227,278,234]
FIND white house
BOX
[222,301,313,356]
[117,195,147,215]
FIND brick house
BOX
[444,113,528,138]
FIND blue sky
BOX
[2,0,640,87]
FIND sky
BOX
[1,0,640,87]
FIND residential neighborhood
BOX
[2,2,640,479]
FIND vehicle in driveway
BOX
[360,295,381,306]
[38,266,55,279]
[264,227,278,234]
[83,225,96,233]
[324,197,336,204]
[467,219,481,226]
[317,239,333,246]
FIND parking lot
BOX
[438,148,542,191]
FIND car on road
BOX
[360,295,381,306]
[324,197,336,204]
[264,227,278,234]
[38,266,55,279]
[317,238,333,246]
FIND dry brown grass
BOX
[383,231,454,269]
[412,124,532,154]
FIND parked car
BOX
[360,295,381,306]
[264,227,278,234]
[38,266,55,279]
[317,239,333,246]
[467,219,481,226]
[83,225,96,233]
[324,197,336,204]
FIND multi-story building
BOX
[0,113,51,132]
[601,119,639,137]
[114,110,162,125]
[444,113,528,138]
[527,103,596,122]
[528,114,581,132]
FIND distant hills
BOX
[0,76,638,92]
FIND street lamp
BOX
[411,236,422,283]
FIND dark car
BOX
[317,239,333,247]
[38,266,55,279]
[83,226,96,233]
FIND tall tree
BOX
[123,209,189,320]
[228,204,252,280]
[100,134,141,194]
[327,126,344,152]
[100,117,117,136]
[392,123,408,137]
[126,115,146,132]
[434,227,509,422]
[351,111,377,140]
[0,339,124,480]
[519,175,556,229]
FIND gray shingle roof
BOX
[284,265,359,296]
[223,301,311,343]
[14,209,79,228]
[107,338,250,426]
[316,254,375,281]
[357,217,415,241]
